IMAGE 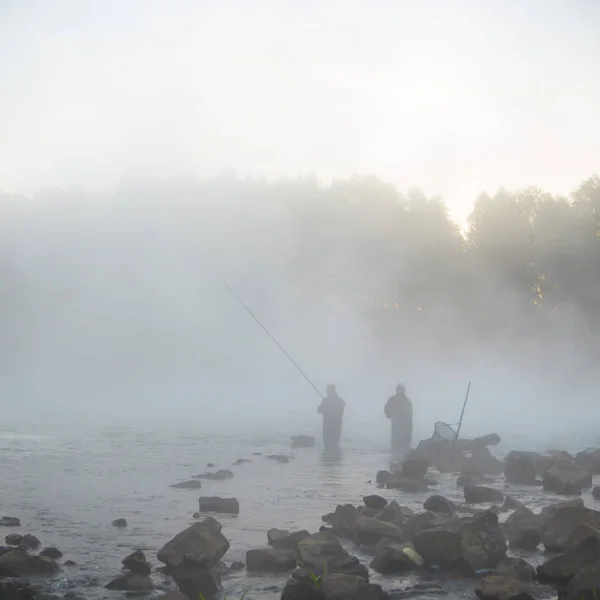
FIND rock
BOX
[542,505,600,552]
[39,547,63,560]
[0,548,59,577]
[198,496,239,515]
[353,515,404,546]
[475,575,534,600]
[170,480,203,489]
[122,549,151,575]
[495,557,535,583]
[157,517,230,569]
[0,581,37,600]
[464,486,504,504]
[376,501,414,526]
[296,531,366,579]
[414,510,507,573]
[207,462,216,467]
[291,435,316,448]
[359,508,378,518]
[106,571,154,591]
[193,469,234,481]
[267,528,310,551]
[567,524,600,550]
[19,534,40,550]
[0,517,20,527]
[400,455,430,479]
[112,518,127,527]
[230,560,245,570]
[543,460,592,495]
[322,504,360,537]
[503,507,541,550]
[321,573,385,600]
[64,560,77,567]
[402,511,438,540]
[234,458,251,465]
[5,534,22,546]
[370,540,424,574]
[363,495,388,510]
[457,473,485,487]
[576,449,600,475]
[376,470,392,485]
[502,496,524,511]
[565,558,600,600]
[281,578,327,600]
[246,547,298,572]
[504,452,538,485]
[170,564,221,599]
[538,536,600,585]
[266,454,290,463]
[593,486,600,500]
[424,495,456,515]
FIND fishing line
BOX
[201,259,324,400]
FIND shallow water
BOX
[1,424,599,600]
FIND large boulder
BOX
[543,460,592,495]
[321,574,385,600]
[198,497,240,515]
[541,506,600,552]
[537,536,600,586]
[495,557,535,583]
[321,505,359,538]
[267,528,310,551]
[353,515,403,546]
[370,540,424,574]
[400,455,430,479]
[0,548,59,577]
[246,547,297,572]
[296,531,366,579]
[475,575,534,600]
[413,511,507,574]
[122,549,151,575]
[567,524,600,550]
[464,485,504,504]
[423,495,456,515]
[363,495,387,511]
[504,452,538,485]
[402,511,440,540]
[157,518,229,569]
[503,507,541,550]
[575,449,600,475]
[565,558,600,600]
[170,564,221,599]
[4,534,22,547]
[18,535,40,551]
[106,572,154,591]
[281,578,327,600]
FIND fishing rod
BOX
[201,259,324,400]
[455,381,471,440]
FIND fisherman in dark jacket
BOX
[385,383,413,456]
[318,384,345,451]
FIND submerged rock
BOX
[246,547,298,572]
[193,470,234,481]
[0,517,20,527]
[464,485,504,504]
[170,480,203,489]
[267,528,310,551]
[157,517,229,569]
[504,451,538,485]
[0,548,59,577]
[39,547,63,560]
[198,496,240,515]
[363,495,388,511]
[290,435,315,448]
[495,557,535,583]
[112,518,127,527]
[423,495,456,515]
[475,575,534,600]
[105,572,154,591]
[266,454,291,463]
[234,458,252,465]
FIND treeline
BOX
[1,173,599,379]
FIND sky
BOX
[1,0,599,223]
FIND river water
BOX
[1,422,599,600]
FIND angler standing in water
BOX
[318,384,345,451]
[385,383,413,457]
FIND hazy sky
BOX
[1,0,599,222]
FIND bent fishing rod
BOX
[201,259,324,400]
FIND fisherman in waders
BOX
[317,384,345,451]
[385,383,413,457]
